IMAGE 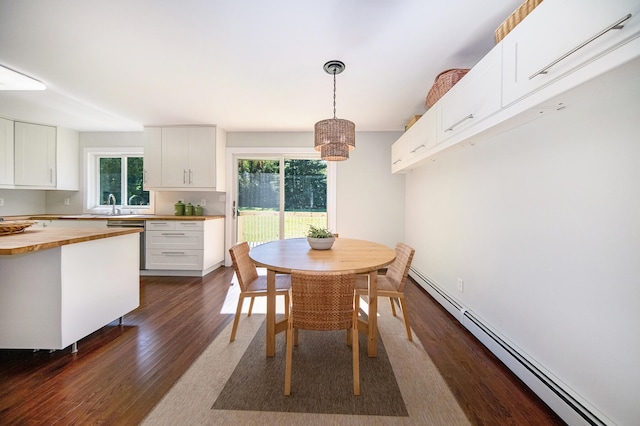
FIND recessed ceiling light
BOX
[0,64,46,90]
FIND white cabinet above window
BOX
[143,125,226,191]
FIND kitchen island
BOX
[0,226,142,352]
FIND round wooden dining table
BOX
[249,237,396,357]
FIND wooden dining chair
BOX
[355,242,415,341]
[284,270,359,396]
[228,242,291,342]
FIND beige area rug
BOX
[142,298,470,425]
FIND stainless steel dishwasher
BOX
[106,219,146,270]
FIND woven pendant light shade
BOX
[314,60,355,161]
[320,142,350,161]
[314,118,355,152]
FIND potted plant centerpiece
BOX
[306,225,335,250]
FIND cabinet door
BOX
[391,137,407,173]
[161,127,190,187]
[14,122,56,187]
[502,0,640,106]
[187,127,216,188]
[0,118,13,186]
[407,110,437,155]
[437,47,501,142]
[146,230,203,250]
[56,128,79,190]
[143,127,162,188]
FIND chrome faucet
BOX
[107,193,119,215]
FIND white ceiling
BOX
[0,0,523,132]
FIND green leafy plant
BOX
[306,225,334,238]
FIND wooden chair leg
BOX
[230,295,244,342]
[284,293,290,319]
[284,322,293,395]
[247,296,255,316]
[389,297,397,316]
[352,313,360,396]
[398,297,413,342]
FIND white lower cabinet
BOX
[145,219,224,275]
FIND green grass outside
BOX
[238,210,327,243]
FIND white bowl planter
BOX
[307,236,335,250]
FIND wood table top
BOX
[249,238,396,274]
[0,227,142,256]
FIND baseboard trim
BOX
[409,268,612,426]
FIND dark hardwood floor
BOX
[0,268,564,425]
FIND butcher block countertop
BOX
[0,227,143,256]
[12,214,225,221]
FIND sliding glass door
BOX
[234,157,328,246]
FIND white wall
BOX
[404,61,640,425]
[0,189,45,216]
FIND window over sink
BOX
[85,147,154,214]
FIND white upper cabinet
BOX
[143,127,162,189]
[0,117,14,187]
[502,0,640,106]
[390,136,407,174]
[436,47,502,142]
[14,121,56,188]
[391,0,640,174]
[144,125,226,191]
[56,127,79,191]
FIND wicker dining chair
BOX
[284,270,359,396]
[228,242,291,342]
[355,242,415,341]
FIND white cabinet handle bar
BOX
[445,114,474,132]
[529,13,632,80]
[410,144,426,153]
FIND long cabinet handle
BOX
[410,144,426,153]
[445,114,474,132]
[392,159,402,165]
[160,251,186,255]
[529,13,632,80]
[160,232,186,236]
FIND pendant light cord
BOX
[333,69,337,120]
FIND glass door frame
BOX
[224,147,337,266]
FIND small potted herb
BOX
[306,225,335,250]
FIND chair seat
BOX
[355,275,399,293]
[245,274,291,294]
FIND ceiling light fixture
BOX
[314,60,355,161]
[0,64,46,91]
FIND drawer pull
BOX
[529,13,632,80]
[392,159,402,165]
[410,144,426,153]
[445,114,473,132]
[160,251,186,255]
[160,232,186,236]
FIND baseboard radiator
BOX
[409,268,611,426]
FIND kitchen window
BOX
[85,147,153,213]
